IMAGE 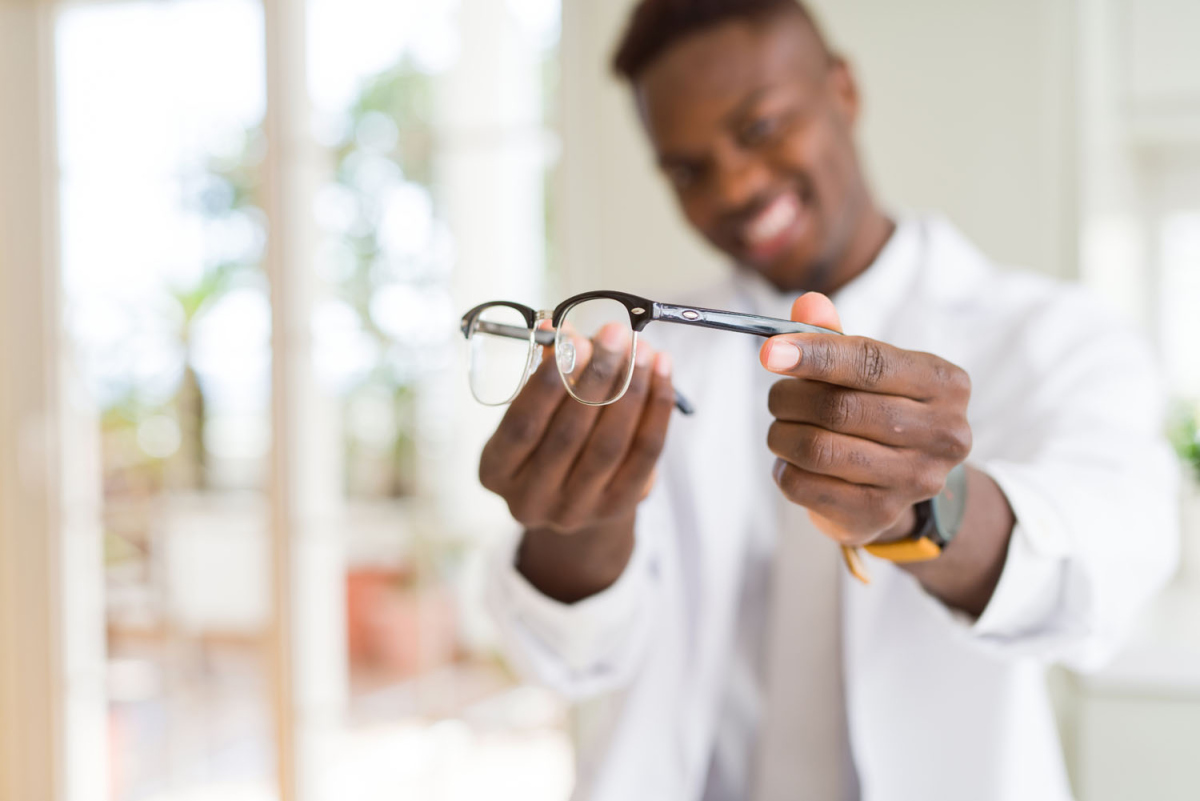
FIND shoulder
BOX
[908,216,1164,431]
[913,215,1144,362]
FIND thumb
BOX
[790,291,843,334]
[759,292,844,373]
[808,509,851,540]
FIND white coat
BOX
[485,216,1180,801]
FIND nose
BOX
[711,143,773,215]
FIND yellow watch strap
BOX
[840,545,871,584]
[863,536,943,563]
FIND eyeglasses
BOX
[459,290,839,414]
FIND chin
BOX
[758,245,830,294]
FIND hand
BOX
[760,293,973,546]
[479,329,676,601]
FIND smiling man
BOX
[482,2,1179,800]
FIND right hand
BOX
[479,331,676,601]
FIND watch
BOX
[864,464,969,563]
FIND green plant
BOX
[161,128,266,490]
[325,58,439,499]
[1169,402,1200,485]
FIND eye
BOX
[739,115,778,148]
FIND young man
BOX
[481,1,1178,799]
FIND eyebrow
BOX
[654,85,777,169]
[722,85,774,128]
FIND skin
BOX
[761,292,1012,615]
[481,337,676,603]
[487,7,1015,616]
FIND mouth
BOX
[735,191,807,264]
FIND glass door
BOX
[50,0,571,799]
[56,1,275,798]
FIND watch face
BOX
[931,466,968,543]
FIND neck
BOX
[787,203,895,296]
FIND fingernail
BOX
[772,458,787,484]
[654,352,672,377]
[635,345,652,368]
[765,341,801,372]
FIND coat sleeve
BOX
[957,290,1180,670]
[483,481,673,700]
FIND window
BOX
[46,0,567,798]
[1077,0,1200,580]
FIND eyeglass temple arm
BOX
[467,319,552,343]
[652,303,841,338]
[466,319,694,415]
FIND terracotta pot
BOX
[346,568,457,679]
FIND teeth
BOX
[745,194,799,245]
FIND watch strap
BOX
[863,499,943,563]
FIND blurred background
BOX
[0,1,1197,800]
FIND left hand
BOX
[761,293,973,546]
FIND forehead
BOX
[634,15,822,151]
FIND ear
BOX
[826,54,860,128]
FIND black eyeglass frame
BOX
[460,289,842,414]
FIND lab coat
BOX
[485,217,1179,801]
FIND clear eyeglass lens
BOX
[555,298,636,405]
[468,304,534,405]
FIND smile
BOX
[739,192,805,261]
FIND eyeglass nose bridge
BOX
[519,309,556,383]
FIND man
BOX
[481,1,1178,799]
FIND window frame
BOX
[0,2,68,800]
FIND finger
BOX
[766,421,924,488]
[772,459,903,544]
[761,334,967,400]
[607,352,675,506]
[767,378,931,447]
[790,291,843,333]
[563,343,658,503]
[516,386,605,502]
[508,327,637,522]
[560,322,635,404]
[479,353,567,486]
[810,511,858,545]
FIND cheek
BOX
[773,122,846,206]
[679,195,720,240]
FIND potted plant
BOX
[1169,402,1200,584]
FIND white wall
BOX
[810,0,1078,278]
[559,0,1079,296]
[558,0,726,298]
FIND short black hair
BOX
[612,0,822,82]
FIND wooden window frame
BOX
[0,2,67,800]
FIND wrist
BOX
[874,504,919,544]
[517,515,636,603]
